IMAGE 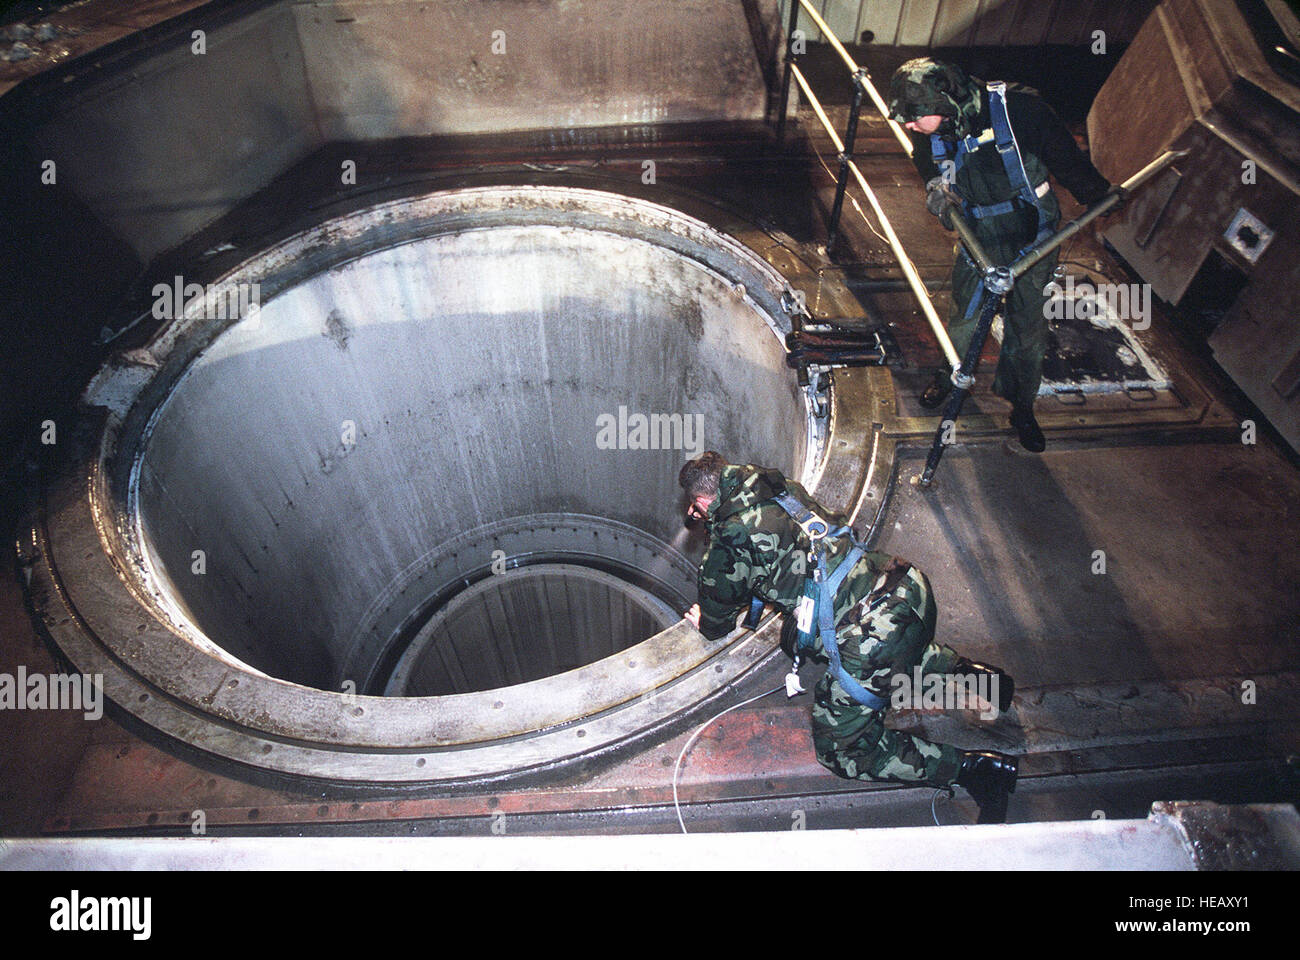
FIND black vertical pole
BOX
[826,71,865,255]
[775,0,801,149]
[918,268,1013,486]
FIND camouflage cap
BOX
[887,58,982,138]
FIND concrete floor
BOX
[880,438,1300,685]
[1,43,1297,838]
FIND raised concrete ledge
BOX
[10,801,1297,870]
[7,796,1289,868]
[0,810,1213,871]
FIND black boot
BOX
[955,750,1019,824]
[919,364,952,409]
[953,656,1015,713]
[1009,402,1045,452]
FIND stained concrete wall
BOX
[293,0,774,141]
[10,0,778,266]
[26,2,321,265]
[133,213,804,688]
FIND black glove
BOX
[925,176,955,231]
[1081,182,1122,211]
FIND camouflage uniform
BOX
[888,59,1111,408]
[696,464,963,786]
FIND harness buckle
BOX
[799,517,829,542]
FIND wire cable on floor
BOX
[931,787,956,827]
[810,145,891,247]
[673,684,786,834]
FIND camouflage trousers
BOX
[809,567,964,787]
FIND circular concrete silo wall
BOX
[28,185,840,786]
[127,188,806,697]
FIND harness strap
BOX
[770,492,831,542]
[768,492,889,712]
[817,544,890,710]
[986,82,1053,247]
[965,181,1051,219]
[929,82,1054,248]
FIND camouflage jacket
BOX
[696,464,895,642]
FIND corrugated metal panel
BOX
[971,0,1026,46]
[820,0,862,42]
[899,0,943,46]
[932,0,982,47]
[775,0,1154,47]
[776,0,816,44]
[858,0,906,44]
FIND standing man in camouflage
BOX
[888,58,1114,452]
[680,451,1020,822]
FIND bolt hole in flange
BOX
[26,185,869,787]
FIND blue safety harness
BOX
[930,81,1053,229]
[930,81,1056,323]
[768,491,891,712]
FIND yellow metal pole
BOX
[794,0,913,155]
[791,63,959,368]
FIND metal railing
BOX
[775,0,960,368]
[773,3,1189,483]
